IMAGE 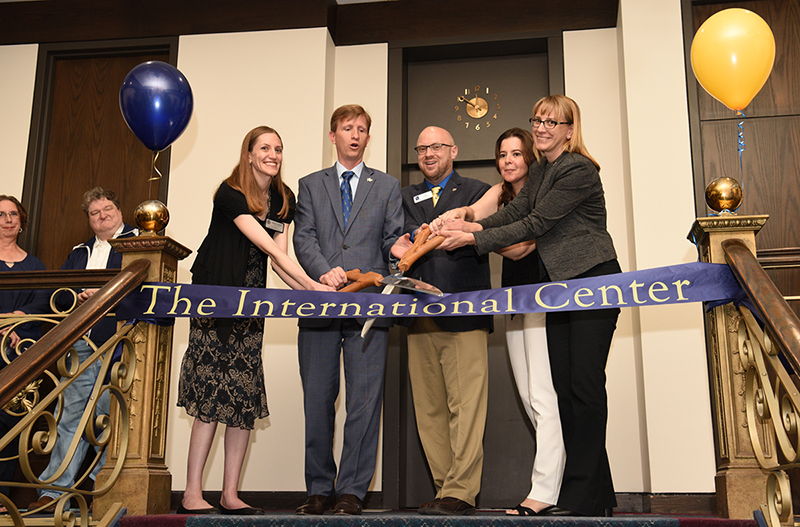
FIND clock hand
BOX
[458,96,477,108]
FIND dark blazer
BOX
[293,164,404,328]
[401,171,493,333]
[475,152,617,281]
[57,223,139,344]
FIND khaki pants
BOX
[407,317,488,505]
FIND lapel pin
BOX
[367,178,373,182]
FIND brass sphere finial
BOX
[134,199,170,235]
[705,177,743,215]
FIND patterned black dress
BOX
[177,244,269,429]
[177,182,295,430]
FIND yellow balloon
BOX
[691,8,775,111]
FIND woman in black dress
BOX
[177,126,333,515]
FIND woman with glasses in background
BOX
[435,95,621,517]
[0,195,48,512]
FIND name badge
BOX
[414,190,433,203]
[264,219,285,233]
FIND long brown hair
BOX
[221,126,291,218]
[494,127,535,207]
[532,95,600,171]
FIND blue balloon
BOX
[119,61,193,152]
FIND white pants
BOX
[506,312,565,504]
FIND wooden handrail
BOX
[0,259,150,408]
[0,269,120,290]
[722,238,800,374]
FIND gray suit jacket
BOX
[475,152,617,281]
[293,164,404,328]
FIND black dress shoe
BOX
[538,505,583,516]
[296,494,335,515]
[218,503,265,515]
[333,494,363,515]
[176,503,220,515]
[422,497,476,516]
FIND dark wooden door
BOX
[398,164,539,509]
[23,43,173,270]
[382,37,560,510]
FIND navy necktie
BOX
[341,171,354,228]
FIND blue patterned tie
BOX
[341,171,354,228]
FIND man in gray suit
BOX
[293,104,403,516]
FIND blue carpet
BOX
[185,511,680,527]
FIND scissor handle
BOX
[398,226,445,273]
[339,269,383,293]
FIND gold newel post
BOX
[690,210,773,519]
[93,233,190,517]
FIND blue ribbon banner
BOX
[115,262,745,320]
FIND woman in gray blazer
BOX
[437,95,620,517]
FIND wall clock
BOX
[406,54,550,162]
[455,85,500,132]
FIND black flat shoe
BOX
[218,504,265,515]
[176,503,220,515]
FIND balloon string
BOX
[736,110,745,177]
[150,151,163,182]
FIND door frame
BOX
[20,37,178,253]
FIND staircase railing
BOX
[722,238,800,527]
[0,259,149,527]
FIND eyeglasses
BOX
[414,143,453,155]
[529,118,572,129]
[0,211,19,219]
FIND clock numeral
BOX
[496,103,500,110]
[486,121,490,128]
[494,93,498,100]
[486,87,490,94]
[474,85,480,92]
[464,88,470,95]
[454,105,459,112]
[465,122,469,128]
[493,113,497,120]
[457,115,462,122]
[475,123,481,130]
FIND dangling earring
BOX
[18,227,23,234]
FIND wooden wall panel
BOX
[693,0,800,304]
[0,0,616,48]
[699,116,800,252]
[35,52,168,270]
[693,0,800,120]
[335,0,616,46]
[0,0,330,46]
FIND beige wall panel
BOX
[166,27,333,493]
[564,26,647,493]
[0,44,37,203]
[618,0,715,492]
